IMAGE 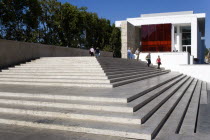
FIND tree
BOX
[0,0,121,54]
[110,24,121,57]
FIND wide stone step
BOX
[9,67,103,70]
[4,69,104,73]
[22,64,101,66]
[110,72,182,102]
[156,79,198,139]
[200,82,208,104]
[0,113,151,140]
[0,92,126,103]
[107,69,160,78]
[137,77,194,139]
[110,70,168,83]
[0,73,182,104]
[0,104,140,124]
[133,77,192,124]
[112,70,170,87]
[0,78,110,84]
[15,65,102,68]
[179,80,202,134]
[128,75,186,112]
[103,67,155,73]
[0,72,106,76]
[0,97,132,113]
[0,81,112,88]
[0,75,108,80]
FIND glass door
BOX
[182,45,191,54]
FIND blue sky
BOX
[59,0,209,48]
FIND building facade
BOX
[115,11,206,64]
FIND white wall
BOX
[116,13,205,60]
[164,65,210,83]
[138,52,190,66]
[137,52,210,83]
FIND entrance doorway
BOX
[182,45,191,54]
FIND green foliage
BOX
[205,48,209,56]
[0,0,121,57]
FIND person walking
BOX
[95,47,100,57]
[146,53,151,67]
[156,55,161,69]
[135,48,140,61]
[89,47,95,56]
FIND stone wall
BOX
[121,21,140,58]
[0,39,113,69]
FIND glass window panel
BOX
[181,26,191,33]
[182,33,191,40]
[182,39,191,45]
[174,27,177,33]
[183,47,186,52]
[188,47,191,54]
[141,23,171,52]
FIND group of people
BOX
[127,48,140,60]
[128,48,162,69]
[89,47,100,57]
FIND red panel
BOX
[141,24,171,52]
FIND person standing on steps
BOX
[146,53,151,67]
[95,47,100,57]
[135,48,140,61]
[127,47,132,59]
[156,55,161,69]
[89,47,95,56]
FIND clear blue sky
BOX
[59,0,209,48]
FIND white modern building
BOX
[115,11,206,64]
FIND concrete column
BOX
[190,55,194,64]
[120,21,139,59]
[177,26,182,52]
[171,25,175,52]
[191,18,198,58]
[121,21,128,58]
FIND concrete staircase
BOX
[0,57,169,88]
[0,57,208,140]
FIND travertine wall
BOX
[0,39,113,69]
[121,21,140,58]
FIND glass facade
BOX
[181,26,191,45]
[141,24,172,52]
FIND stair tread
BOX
[134,77,192,122]
[0,82,113,88]
[156,79,198,138]
[0,97,133,113]
[0,75,108,79]
[0,78,110,83]
[200,82,208,104]
[179,80,202,134]
[138,77,194,139]
[0,72,181,99]
[110,70,167,82]
[0,103,141,124]
[112,70,170,87]
[127,75,185,109]
[0,112,151,139]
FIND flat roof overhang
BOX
[115,13,206,36]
